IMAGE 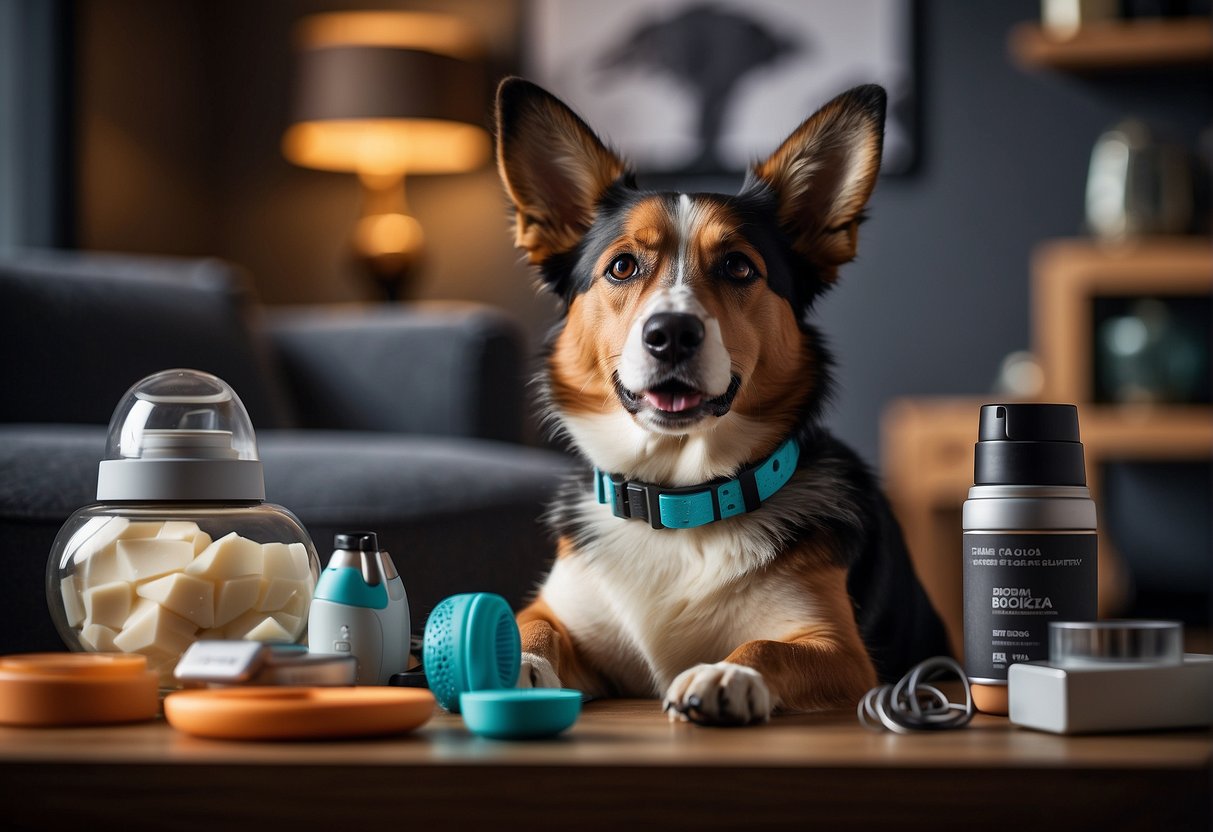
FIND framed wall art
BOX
[526,0,917,179]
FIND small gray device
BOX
[174,640,357,687]
[1009,621,1213,734]
[307,532,410,685]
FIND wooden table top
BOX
[0,698,1208,770]
[1,699,1208,831]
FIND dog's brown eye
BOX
[724,253,755,281]
[608,254,639,281]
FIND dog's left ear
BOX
[496,77,628,268]
[750,84,886,280]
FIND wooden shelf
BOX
[1033,236,1212,402]
[1009,17,1213,71]
[884,400,1213,500]
[1081,403,1213,458]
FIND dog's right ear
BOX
[496,78,628,268]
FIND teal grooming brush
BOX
[422,593,520,713]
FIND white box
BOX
[1009,654,1213,734]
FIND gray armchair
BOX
[0,249,573,654]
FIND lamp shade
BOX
[283,12,490,176]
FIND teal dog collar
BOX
[593,438,800,530]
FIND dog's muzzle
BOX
[616,298,736,427]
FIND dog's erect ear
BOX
[750,84,886,279]
[496,78,628,267]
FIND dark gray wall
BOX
[73,0,1209,466]
[0,0,73,249]
[817,0,1211,468]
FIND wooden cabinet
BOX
[1008,17,1213,71]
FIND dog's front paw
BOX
[664,662,772,726]
[517,652,562,689]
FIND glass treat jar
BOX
[47,369,320,687]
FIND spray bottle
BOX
[962,404,1098,714]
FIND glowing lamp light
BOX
[354,212,425,258]
[283,12,490,300]
[283,118,489,176]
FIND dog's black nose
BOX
[643,312,704,364]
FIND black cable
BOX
[858,656,975,734]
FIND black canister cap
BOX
[334,531,379,551]
[974,404,1087,486]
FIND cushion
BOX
[0,250,289,428]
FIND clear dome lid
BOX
[96,369,266,501]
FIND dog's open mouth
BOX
[614,374,742,422]
[643,379,703,413]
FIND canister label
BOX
[962,532,1097,682]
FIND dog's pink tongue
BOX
[644,390,703,413]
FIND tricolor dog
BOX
[496,78,947,725]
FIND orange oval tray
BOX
[164,687,435,740]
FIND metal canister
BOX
[962,404,1098,714]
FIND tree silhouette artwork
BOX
[597,3,800,175]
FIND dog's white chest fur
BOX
[541,496,823,696]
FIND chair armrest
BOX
[264,303,527,443]
[0,249,290,428]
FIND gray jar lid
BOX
[95,369,266,501]
[1049,620,1183,668]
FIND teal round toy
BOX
[422,593,520,713]
[459,689,582,739]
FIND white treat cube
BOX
[68,521,167,588]
[68,517,128,567]
[270,610,303,638]
[281,591,309,621]
[256,577,307,612]
[213,574,262,627]
[83,581,132,630]
[137,572,215,629]
[263,541,312,583]
[117,538,194,583]
[117,522,164,540]
[78,543,126,589]
[79,623,119,651]
[70,517,158,567]
[244,617,295,643]
[60,575,86,628]
[226,611,293,642]
[288,543,312,581]
[158,521,212,555]
[186,532,263,580]
[191,530,213,556]
[112,599,197,659]
[157,521,201,541]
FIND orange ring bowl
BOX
[164,687,435,740]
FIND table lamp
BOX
[283,12,490,301]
